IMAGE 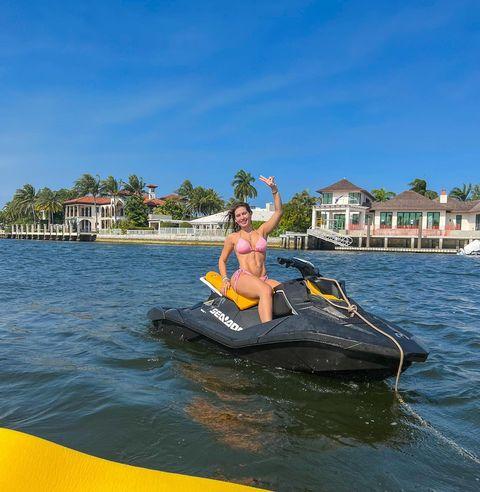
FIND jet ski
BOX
[148,257,428,382]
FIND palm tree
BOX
[176,179,194,199]
[188,187,224,216]
[232,170,257,202]
[0,202,17,226]
[225,197,237,208]
[371,188,396,202]
[424,190,438,199]
[74,173,101,231]
[101,176,122,225]
[35,188,64,225]
[408,178,438,199]
[13,184,39,222]
[2,201,18,223]
[472,184,480,201]
[449,183,472,201]
[122,175,145,196]
[203,188,224,215]
[408,178,427,194]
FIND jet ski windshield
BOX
[277,256,319,278]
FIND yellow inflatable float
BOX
[0,427,265,491]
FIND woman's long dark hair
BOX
[225,202,252,233]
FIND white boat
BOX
[458,239,480,256]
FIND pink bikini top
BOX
[236,235,267,254]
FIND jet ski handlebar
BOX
[277,257,320,278]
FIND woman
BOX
[218,175,282,323]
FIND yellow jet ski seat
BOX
[205,271,259,310]
[203,273,344,310]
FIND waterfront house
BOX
[189,203,275,231]
[311,179,374,231]
[310,180,480,250]
[64,184,180,232]
[64,196,116,232]
[368,189,480,247]
[370,190,480,231]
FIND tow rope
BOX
[312,277,404,393]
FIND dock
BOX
[280,229,470,254]
[0,224,96,241]
[335,246,457,254]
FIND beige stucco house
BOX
[310,179,480,249]
[64,185,178,232]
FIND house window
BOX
[397,212,422,228]
[455,215,462,230]
[380,212,392,228]
[351,213,360,225]
[427,212,440,229]
[316,212,328,228]
[348,192,361,205]
[476,215,480,231]
[333,214,345,230]
[322,192,333,204]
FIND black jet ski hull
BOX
[153,318,411,379]
[149,310,424,380]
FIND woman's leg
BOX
[234,273,274,323]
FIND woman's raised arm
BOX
[258,176,282,236]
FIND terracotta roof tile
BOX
[468,200,480,212]
[434,197,480,212]
[158,193,183,201]
[144,198,165,207]
[370,190,447,211]
[64,196,112,205]
[316,179,374,199]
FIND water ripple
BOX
[0,240,479,490]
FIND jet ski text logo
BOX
[209,308,243,331]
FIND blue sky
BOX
[1,0,479,207]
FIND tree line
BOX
[0,169,297,229]
[371,179,480,202]
[2,173,479,233]
[0,174,147,228]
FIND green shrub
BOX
[124,195,149,227]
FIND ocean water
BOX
[0,239,479,491]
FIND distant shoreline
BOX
[95,236,285,248]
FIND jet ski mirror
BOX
[277,257,320,279]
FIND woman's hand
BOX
[221,278,231,295]
[259,175,278,193]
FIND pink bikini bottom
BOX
[231,269,268,291]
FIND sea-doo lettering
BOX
[209,308,243,331]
